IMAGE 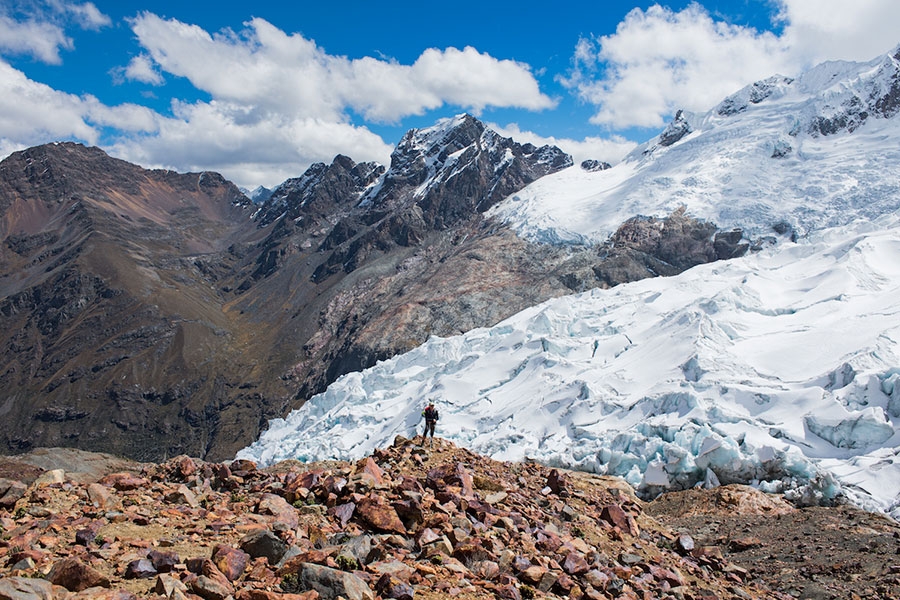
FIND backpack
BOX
[424,405,438,421]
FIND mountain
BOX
[239,48,900,518]
[490,45,900,245]
[0,117,743,463]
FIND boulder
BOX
[47,557,111,592]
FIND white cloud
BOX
[109,99,394,190]
[489,122,637,168]
[566,0,900,130]
[122,54,164,85]
[0,1,109,63]
[0,58,157,149]
[777,0,900,63]
[565,3,791,129]
[128,14,555,123]
[59,1,111,31]
[0,16,71,64]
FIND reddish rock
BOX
[212,544,250,581]
[191,574,234,600]
[173,455,198,479]
[357,497,406,534]
[86,483,118,510]
[729,536,764,551]
[124,558,157,579]
[98,473,148,491]
[230,459,258,474]
[361,457,385,486]
[47,557,111,592]
[257,493,299,529]
[237,590,320,600]
[155,573,189,597]
[519,565,547,585]
[328,502,356,528]
[165,484,199,508]
[598,504,639,536]
[563,552,590,575]
[148,549,180,573]
[70,589,139,599]
[0,479,28,509]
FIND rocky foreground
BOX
[0,439,897,600]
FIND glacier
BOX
[238,48,900,518]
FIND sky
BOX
[1,1,899,189]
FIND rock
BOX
[0,479,27,508]
[212,544,250,581]
[98,473,147,491]
[86,483,118,510]
[328,502,356,528]
[165,484,199,508]
[240,530,288,565]
[598,504,639,536]
[47,557,111,592]
[148,549,180,573]
[580,159,611,172]
[729,536,764,551]
[257,493,299,529]
[190,575,234,600]
[563,552,590,575]
[519,565,547,585]
[293,562,374,600]
[173,455,197,479]
[124,558,157,579]
[155,573,189,597]
[356,497,406,534]
[658,110,692,147]
[0,576,56,599]
[676,533,695,554]
[32,469,65,486]
[70,589,139,599]
[546,469,566,495]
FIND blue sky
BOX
[1,1,898,188]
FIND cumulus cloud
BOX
[0,1,109,63]
[777,0,900,63]
[0,15,72,64]
[564,3,790,129]
[566,0,900,130]
[0,58,157,148]
[109,99,395,190]
[128,14,555,122]
[121,54,164,85]
[490,122,638,168]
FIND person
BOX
[422,402,439,444]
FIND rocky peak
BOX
[255,155,384,227]
[657,109,693,147]
[366,114,571,227]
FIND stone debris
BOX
[0,439,788,599]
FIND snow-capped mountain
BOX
[238,47,900,517]
[489,45,900,246]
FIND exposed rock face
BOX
[657,109,692,147]
[580,159,611,172]
[0,116,747,462]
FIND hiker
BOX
[422,402,439,444]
